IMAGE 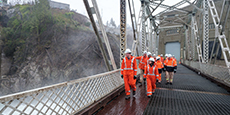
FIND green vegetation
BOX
[1,0,83,64]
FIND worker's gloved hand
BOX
[156,79,159,82]
[121,75,123,79]
[174,69,177,73]
[144,78,146,81]
[134,76,137,79]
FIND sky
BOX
[52,0,194,26]
[6,0,194,26]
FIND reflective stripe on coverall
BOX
[121,56,137,95]
[144,65,159,96]
[156,60,164,81]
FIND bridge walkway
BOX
[96,64,230,115]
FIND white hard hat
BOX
[147,52,152,56]
[153,54,156,56]
[173,55,175,57]
[165,54,168,57]
[160,54,163,56]
[149,57,155,62]
[143,51,147,54]
[156,56,160,60]
[168,54,172,57]
[125,49,131,54]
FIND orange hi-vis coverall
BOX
[160,57,164,63]
[121,56,137,96]
[156,60,164,81]
[136,56,148,83]
[136,56,147,70]
[144,64,159,96]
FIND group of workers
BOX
[121,49,177,99]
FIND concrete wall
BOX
[158,0,230,61]
[48,0,70,10]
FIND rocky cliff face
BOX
[0,8,120,96]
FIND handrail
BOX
[183,60,230,85]
[0,69,122,115]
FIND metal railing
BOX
[184,60,230,85]
[0,69,122,115]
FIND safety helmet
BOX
[147,52,152,56]
[156,56,160,60]
[143,51,147,54]
[125,49,131,54]
[153,54,156,56]
[168,54,172,57]
[165,54,168,57]
[160,54,163,56]
[149,58,155,62]
[173,55,175,57]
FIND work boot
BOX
[133,91,136,95]
[170,82,173,85]
[125,95,130,100]
[166,82,169,85]
[139,82,142,86]
[147,95,151,98]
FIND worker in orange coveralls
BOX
[156,56,164,84]
[165,54,177,85]
[121,49,138,100]
[160,54,164,63]
[144,58,159,98]
[135,51,147,85]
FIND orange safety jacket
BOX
[156,60,164,69]
[160,57,164,63]
[165,58,177,72]
[136,56,147,70]
[143,64,159,78]
[121,56,137,76]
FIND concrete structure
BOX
[158,1,230,62]
[48,0,70,10]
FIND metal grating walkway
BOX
[143,64,230,115]
[96,64,230,115]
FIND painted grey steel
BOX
[159,25,183,29]
[203,0,209,63]
[128,0,139,56]
[83,0,111,71]
[120,0,126,63]
[184,60,230,85]
[142,1,146,54]
[154,0,191,17]
[150,1,189,14]
[0,70,122,115]
[191,15,204,62]
[208,0,230,68]
[91,0,117,70]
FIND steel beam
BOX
[91,0,117,70]
[83,0,111,71]
[120,0,126,64]
[203,0,209,63]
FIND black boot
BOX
[125,95,130,100]
[166,82,169,85]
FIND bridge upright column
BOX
[120,0,126,64]
[203,0,209,63]
[141,1,146,54]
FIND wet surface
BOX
[96,64,230,115]
[95,83,149,115]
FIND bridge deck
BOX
[96,64,230,115]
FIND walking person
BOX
[121,49,138,99]
[136,51,148,86]
[144,58,159,98]
[165,54,177,85]
[156,56,164,83]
